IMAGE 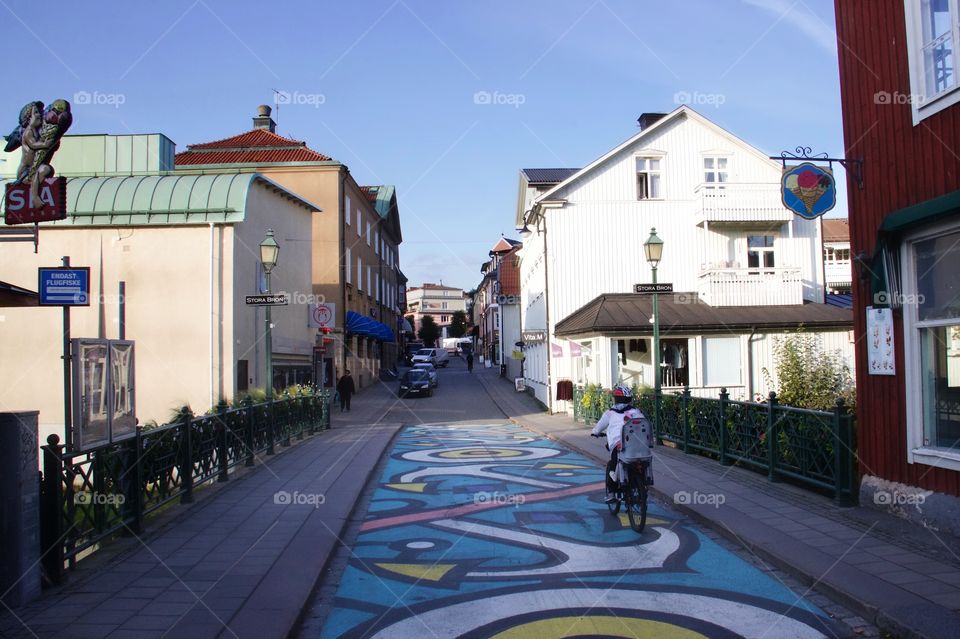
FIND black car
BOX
[399,369,433,397]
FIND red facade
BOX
[835,0,960,496]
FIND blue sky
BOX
[2,0,845,291]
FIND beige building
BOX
[405,283,468,341]
[175,107,405,389]
[0,140,320,443]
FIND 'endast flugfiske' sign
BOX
[781,162,836,219]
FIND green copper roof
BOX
[365,185,396,220]
[0,173,319,226]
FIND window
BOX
[904,221,960,467]
[658,339,688,387]
[747,236,776,270]
[702,336,741,387]
[357,257,363,291]
[375,273,380,302]
[704,156,728,184]
[375,231,380,255]
[441,315,449,323]
[345,247,352,284]
[367,267,372,296]
[356,209,361,236]
[345,195,351,226]
[366,222,371,245]
[636,157,662,199]
[825,246,851,262]
[905,0,960,121]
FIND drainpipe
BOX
[542,211,553,413]
[339,168,347,384]
[746,326,757,400]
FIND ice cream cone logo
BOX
[781,162,836,218]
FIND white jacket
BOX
[591,405,643,450]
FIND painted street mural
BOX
[318,422,846,639]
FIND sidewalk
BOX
[0,382,403,639]
[478,369,960,639]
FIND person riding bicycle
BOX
[591,384,654,502]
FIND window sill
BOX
[910,447,960,472]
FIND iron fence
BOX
[39,391,331,584]
[572,385,857,505]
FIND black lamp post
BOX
[644,227,664,435]
[259,229,280,402]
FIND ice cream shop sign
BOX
[771,147,863,219]
[781,163,835,218]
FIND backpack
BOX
[620,416,653,462]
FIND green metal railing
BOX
[40,390,332,584]
[572,385,857,505]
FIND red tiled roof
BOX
[358,186,379,203]
[175,128,332,165]
[823,218,849,242]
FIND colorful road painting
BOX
[317,422,848,639]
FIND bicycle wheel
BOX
[605,483,621,515]
[624,470,647,533]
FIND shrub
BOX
[763,331,856,411]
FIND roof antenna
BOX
[270,88,282,129]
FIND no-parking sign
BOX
[309,303,336,329]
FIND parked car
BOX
[412,362,439,388]
[399,369,433,397]
[411,347,450,368]
[403,341,425,365]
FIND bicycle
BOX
[592,418,653,533]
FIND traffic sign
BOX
[38,267,90,305]
[309,302,336,329]
[633,283,674,294]
[245,294,289,306]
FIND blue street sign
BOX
[38,267,90,306]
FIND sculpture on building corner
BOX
[4,99,73,202]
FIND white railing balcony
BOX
[693,183,795,226]
[825,260,852,288]
[698,266,804,306]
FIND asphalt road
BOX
[298,357,865,639]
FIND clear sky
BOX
[2,0,846,291]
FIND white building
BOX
[822,218,852,294]
[405,283,467,342]
[516,107,854,412]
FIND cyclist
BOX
[591,384,654,502]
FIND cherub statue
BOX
[4,99,72,202]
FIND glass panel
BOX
[920,324,960,449]
[718,157,728,169]
[705,173,715,183]
[748,235,774,248]
[704,157,715,169]
[636,158,647,171]
[650,174,661,198]
[764,251,775,268]
[637,173,649,200]
[703,336,741,386]
[924,34,955,94]
[718,171,728,183]
[915,229,960,321]
[110,342,136,442]
[922,0,952,41]
[649,159,660,170]
[75,341,110,450]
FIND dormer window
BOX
[636,157,662,200]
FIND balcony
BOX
[693,183,795,226]
[698,266,803,306]
[825,259,852,289]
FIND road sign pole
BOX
[62,256,72,451]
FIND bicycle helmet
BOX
[611,384,633,408]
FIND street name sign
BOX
[245,294,289,306]
[38,267,90,305]
[633,283,674,294]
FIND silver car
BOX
[412,362,439,388]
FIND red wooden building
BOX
[835,0,960,509]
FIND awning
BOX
[345,311,396,342]
[881,188,960,233]
[400,317,414,333]
[0,280,38,307]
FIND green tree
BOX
[418,315,440,347]
[449,311,467,338]
[762,331,856,410]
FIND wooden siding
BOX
[835,0,960,495]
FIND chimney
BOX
[637,112,667,130]
[253,104,276,133]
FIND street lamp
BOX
[260,229,279,403]
[644,227,664,437]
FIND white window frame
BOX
[703,155,730,185]
[356,208,361,236]
[345,247,352,284]
[634,154,664,200]
[366,221,371,246]
[375,230,380,255]
[357,256,363,292]
[905,0,960,123]
[902,216,960,470]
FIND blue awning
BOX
[345,311,396,342]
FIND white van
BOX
[411,347,450,368]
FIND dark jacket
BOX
[336,374,355,396]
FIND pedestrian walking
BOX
[336,370,355,411]
[466,352,474,373]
